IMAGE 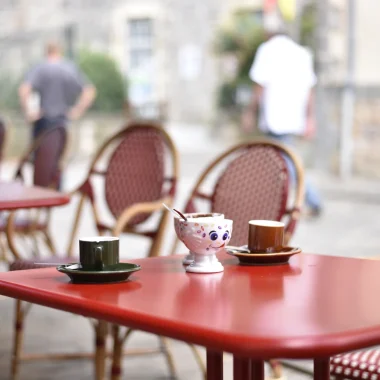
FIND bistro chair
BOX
[4,125,68,262]
[9,121,180,380]
[171,139,305,379]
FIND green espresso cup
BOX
[79,236,119,271]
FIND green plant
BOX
[300,2,317,51]
[0,73,21,110]
[214,12,265,108]
[78,50,126,112]
[217,81,237,109]
[214,13,265,83]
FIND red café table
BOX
[0,251,380,380]
[0,181,70,211]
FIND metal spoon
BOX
[162,203,188,221]
[34,263,81,270]
[226,246,250,254]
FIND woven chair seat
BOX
[331,349,380,379]
[9,256,76,271]
[0,217,48,233]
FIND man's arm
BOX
[18,83,31,116]
[67,84,97,121]
[304,87,316,139]
[18,82,41,123]
[304,50,317,139]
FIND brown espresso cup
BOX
[248,220,285,253]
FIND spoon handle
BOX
[173,209,188,221]
[162,203,187,221]
[162,203,178,217]
[226,246,250,253]
[34,262,67,265]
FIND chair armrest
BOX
[6,212,22,260]
[284,207,301,218]
[112,197,172,236]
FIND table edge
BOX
[0,194,70,211]
[1,278,379,359]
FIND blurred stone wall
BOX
[323,87,380,178]
[353,96,380,177]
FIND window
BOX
[127,17,156,114]
[128,18,153,70]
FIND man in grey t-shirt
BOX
[19,41,96,140]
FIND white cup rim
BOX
[184,218,233,224]
[174,212,224,219]
[79,236,119,242]
[249,220,284,227]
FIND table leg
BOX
[233,357,251,379]
[233,357,265,380]
[207,350,223,380]
[314,358,330,380]
[251,360,265,380]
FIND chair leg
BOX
[11,300,25,380]
[42,229,57,254]
[159,336,178,379]
[0,233,8,262]
[111,326,137,380]
[187,343,206,379]
[66,194,86,256]
[30,232,40,257]
[6,213,22,260]
[94,320,107,380]
[110,324,123,380]
[111,327,178,379]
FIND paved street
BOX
[1,124,380,379]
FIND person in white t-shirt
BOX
[241,20,322,217]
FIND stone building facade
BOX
[2,0,380,176]
[0,0,262,123]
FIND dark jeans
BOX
[32,116,67,141]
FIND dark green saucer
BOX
[57,263,141,284]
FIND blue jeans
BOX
[266,132,322,210]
